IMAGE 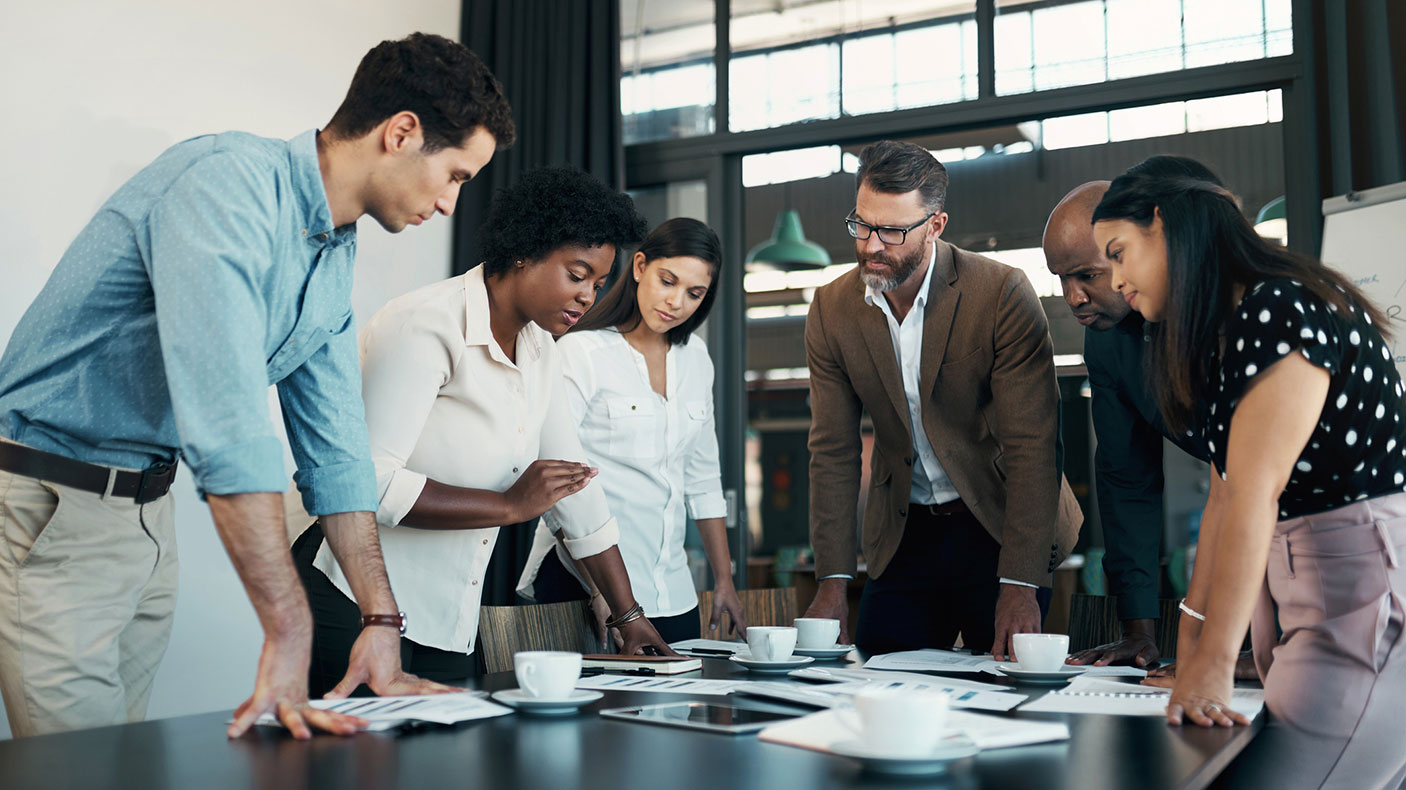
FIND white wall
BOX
[0,0,466,739]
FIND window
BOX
[620,0,715,144]
[995,0,1293,96]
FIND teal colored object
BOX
[1167,547,1190,598]
[746,210,831,269]
[1081,547,1107,595]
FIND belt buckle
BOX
[135,461,175,504]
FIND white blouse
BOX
[313,265,619,654]
[517,329,728,618]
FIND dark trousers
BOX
[292,523,480,698]
[530,549,703,644]
[854,502,1052,655]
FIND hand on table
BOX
[1164,654,1250,728]
[990,584,1042,661]
[588,593,623,652]
[708,583,750,638]
[325,624,462,699]
[801,579,851,644]
[1144,650,1257,688]
[504,460,597,521]
[1067,620,1160,667]
[228,633,366,740]
[618,616,681,657]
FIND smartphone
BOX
[598,702,800,735]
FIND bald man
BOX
[1043,180,1209,667]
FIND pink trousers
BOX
[1231,492,1406,789]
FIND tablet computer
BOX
[598,702,801,735]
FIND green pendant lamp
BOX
[1254,196,1287,245]
[746,209,831,271]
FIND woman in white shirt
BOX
[518,218,748,645]
[293,168,675,696]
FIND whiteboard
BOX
[1319,181,1406,380]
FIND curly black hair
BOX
[325,32,515,153]
[478,167,648,276]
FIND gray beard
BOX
[858,244,925,292]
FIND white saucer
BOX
[729,653,815,673]
[490,689,603,715]
[830,735,979,776]
[994,665,1088,683]
[793,645,854,660]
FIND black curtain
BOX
[454,0,624,605]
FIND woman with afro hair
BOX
[292,166,677,694]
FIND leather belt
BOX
[921,498,969,517]
[0,441,177,504]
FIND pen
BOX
[681,647,736,656]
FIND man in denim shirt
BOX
[0,33,514,738]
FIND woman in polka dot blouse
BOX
[1092,159,1406,788]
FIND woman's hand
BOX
[588,593,622,652]
[1165,652,1249,727]
[708,583,750,637]
[1145,608,1205,688]
[503,460,596,522]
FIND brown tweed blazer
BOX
[805,239,1083,587]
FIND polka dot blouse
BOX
[1194,277,1406,519]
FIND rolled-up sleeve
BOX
[357,310,451,527]
[279,308,377,516]
[539,360,619,558]
[684,349,727,521]
[146,154,286,498]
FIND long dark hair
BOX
[572,217,723,346]
[1093,156,1390,434]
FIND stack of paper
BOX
[1018,676,1265,718]
[251,692,511,732]
[863,649,1148,678]
[575,675,743,696]
[759,708,1069,753]
[737,678,1026,713]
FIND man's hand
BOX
[991,584,1042,661]
[708,583,750,638]
[1068,619,1160,667]
[802,579,851,644]
[228,632,366,740]
[324,625,461,700]
[504,461,596,522]
[617,616,680,657]
[1145,650,1257,688]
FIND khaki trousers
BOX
[0,466,177,737]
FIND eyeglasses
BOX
[844,212,935,245]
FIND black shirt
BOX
[1086,314,1209,621]
[1194,277,1406,519]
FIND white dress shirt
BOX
[863,244,960,507]
[517,329,729,618]
[313,266,620,653]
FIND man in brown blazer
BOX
[802,140,1082,659]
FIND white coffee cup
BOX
[1011,633,1070,672]
[745,626,797,661]
[514,651,582,700]
[839,688,950,757]
[794,618,841,649]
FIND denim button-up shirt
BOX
[0,129,376,515]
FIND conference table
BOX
[0,654,1262,790]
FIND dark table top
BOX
[0,656,1262,790]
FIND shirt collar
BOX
[289,129,341,240]
[863,242,938,312]
[462,265,543,363]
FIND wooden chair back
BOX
[696,587,799,638]
[1066,593,1183,658]
[476,600,599,674]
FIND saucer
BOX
[729,653,815,673]
[490,689,603,715]
[830,735,979,776]
[994,665,1088,683]
[793,645,854,660]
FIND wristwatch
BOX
[360,612,407,635]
